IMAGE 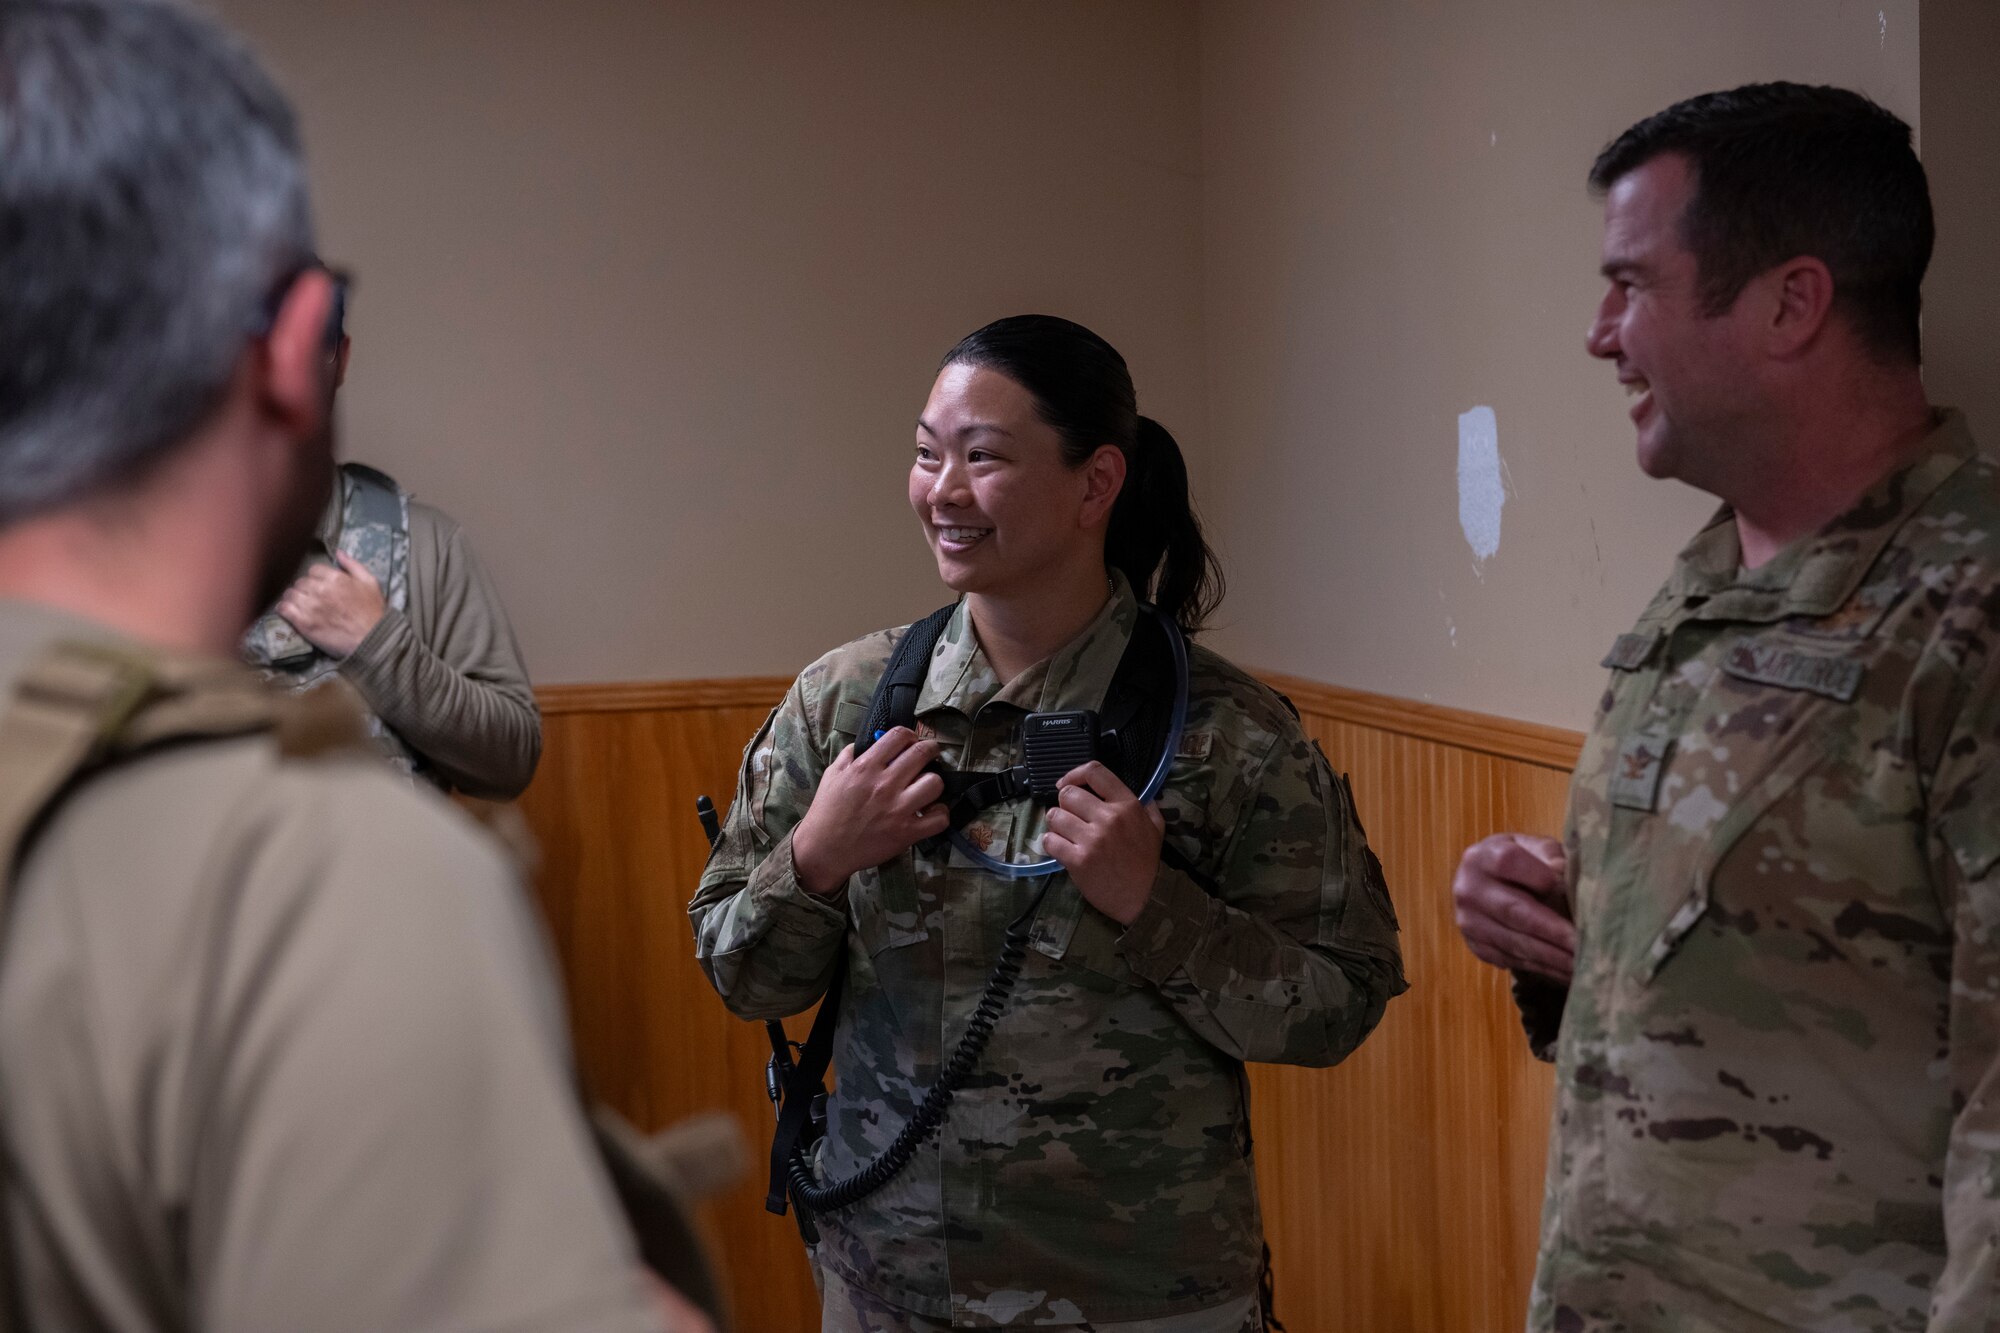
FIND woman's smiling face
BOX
[910,362,1114,598]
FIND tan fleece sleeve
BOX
[338,501,542,798]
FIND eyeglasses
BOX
[323,265,352,353]
[253,258,354,354]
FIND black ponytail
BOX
[940,314,1225,631]
[1113,415,1224,631]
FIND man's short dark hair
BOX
[1589,83,1932,364]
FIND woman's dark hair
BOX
[940,314,1224,632]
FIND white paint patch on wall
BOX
[1457,405,1505,562]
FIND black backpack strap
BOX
[338,459,402,502]
[865,601,1176,824]
[938,767,1027,832]
[1096,609,1178,796]
[856,605,956,756]
[763,605,954,1238]
[765,954,846,1241]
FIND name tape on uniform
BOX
[1721,642,1864,702]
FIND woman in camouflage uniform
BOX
[691,316,1406,1333]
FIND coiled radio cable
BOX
[785,883,1048,1217]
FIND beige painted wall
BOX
[214,2,1955,726]
[1197,0,1920,730]
[210,0,1207,684]
[1922,0,2000,447]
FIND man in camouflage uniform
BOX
[692,571,1406,1330]
[241,325,543,799]
[1452,85,1997,1330]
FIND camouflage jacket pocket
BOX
[1938,801,2000,937]
[1939,798,2000,885]
[1030,881,1141,991]
[1325,766,1402,973]
[1063,903,1142,990]
[849,859,930,956]
[1638,718,1831,984]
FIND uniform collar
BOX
[915,570,1141,721]
[1667,408,1976,623]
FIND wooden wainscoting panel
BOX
[518,680,821,1333]
[518,676,1579,1332]
[1263,671,1584,770]
[1247,713,1571,1333]
[538,677,795,716]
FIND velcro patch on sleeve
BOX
[830,699,867,738]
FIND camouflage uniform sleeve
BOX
[1116,728,1408,1068]
[1510,973,1567,1062]
[1508,809,1579,1063]
[686,670,849,1022]
[1929,645,2000,1331]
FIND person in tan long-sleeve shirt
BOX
[344,489,542,794]
[237,282,540,788]
[244,449,544,798]
[240,289,540,797]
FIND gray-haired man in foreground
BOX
[0,2,699,1328]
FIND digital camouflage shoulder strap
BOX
[241,462,423,778]
[241,463,410,682]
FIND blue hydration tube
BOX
[949,604,1190,880]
